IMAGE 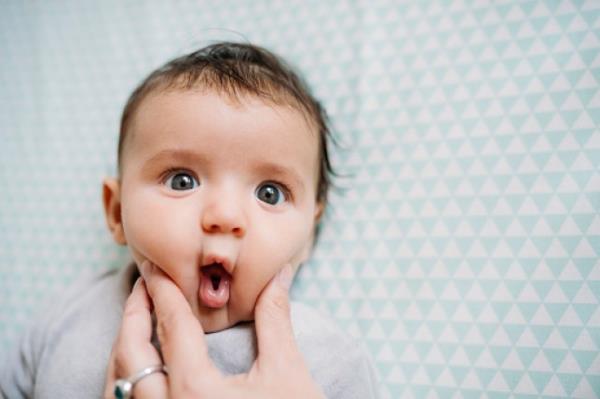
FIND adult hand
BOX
[104,260,325,399]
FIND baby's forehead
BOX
[131,87,319,137]
[123,89,321,160]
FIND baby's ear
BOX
[314,201,324,223]
[102,178,127,245]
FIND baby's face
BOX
[108,90,322,332]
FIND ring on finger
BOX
[114,364,168,399]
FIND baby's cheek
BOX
[121,193,198,271]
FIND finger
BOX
[106,278,168,399]
[139,261,220,388]
[254,264,305,371]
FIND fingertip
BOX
[275,263,294,292]
[138,260,151,279]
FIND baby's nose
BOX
[201,190,246,237]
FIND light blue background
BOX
[1,1,599,397]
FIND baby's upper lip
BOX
[201,253,234,275]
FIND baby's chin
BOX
[195,305,253,333]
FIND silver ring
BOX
[114,364,168,399]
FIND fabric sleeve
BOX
[0,322,41,399]
[323,337,380,399]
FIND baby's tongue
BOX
[198,264,231,309]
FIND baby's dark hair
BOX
[118,41,335,208]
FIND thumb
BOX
[254,264,302,369]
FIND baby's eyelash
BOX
[267,180,293,201]
[159,167,197,183]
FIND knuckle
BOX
[179,375,202,398]
[258,289,289,319]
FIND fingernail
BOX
[138,260,150,278]
[133,277,142,289]
[276,264,294,291]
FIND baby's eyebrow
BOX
[255,162,306,193]
[144,149,208,166]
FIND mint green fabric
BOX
[1,1,599,397]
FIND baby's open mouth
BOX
[198,262,232,309]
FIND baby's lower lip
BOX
[198,264,231,309]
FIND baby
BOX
[0,42,377,398]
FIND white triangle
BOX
[493,197,514,215]
[492,282,515,302]
[435,367,457,387]
[558,351,583,373]
[515,374,539,395]
[461,369,483,389]
[576,71,598,90]
[517,282,541,302]
[405,302,423,320]
[504,304,527,324]
[416,281,436,300]
[425,344,446,364]
[531,304,555,325]
[439,324,459,343]
[429,260,450,279]
[506,176,528,194]
[427,302,448,321]
[401,343,421,362]
[431,219,450,236]
[490,326,512,346]
[557,175,581,193]
[529,351,554,372]
[467,198,489,216]
[545,238,569,257]
[464,325,485,345]
[366,322,386,340]
[440,282,461,301]
[466,282,488,301]
[542,375,568,396]
[558,260,583,281]
[410,366,432,385]
[544,154,567,172]
[488,371,510,392]
[545,283,570,303]
[518,238,541,257]
[456,219,476,235]
[479,261,501,279]
[574,238,598,257]
[414,324,434,342]
[573,111,596,129]
[442,240,462,258]
[455,261,476,279]
[376,343,397,362]
[571,153,595,171]
[450,346,471,366]
[549,73,572,92]
[475,347,499,368]
[502,348,526,370]
[546,328,569,349]
[558,305,584,326]
[386,365,406,383]
[535,94,556,112]
[560,91,585,110]
[518,155,541,174]
[560,216,584,236]
[573,329,599,351]
[453,302,474,322]
[571,377,597,399]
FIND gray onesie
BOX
[0,263,379,398]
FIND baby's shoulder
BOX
[289,301,379,398]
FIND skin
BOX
[104,261,325,398]
[103,89,323,333]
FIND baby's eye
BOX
[255,182,286,205]
[165,171,199,191]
